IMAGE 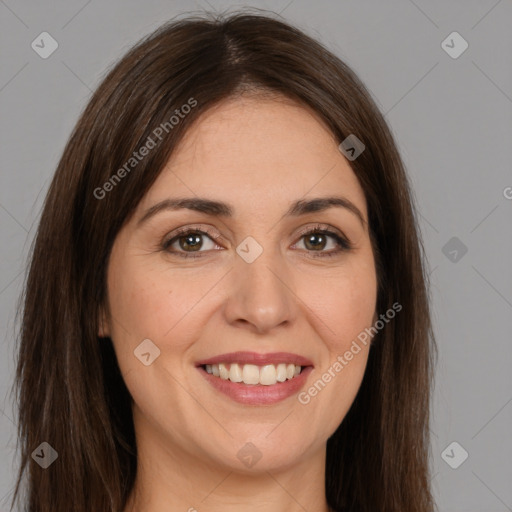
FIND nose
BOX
[223,248,296,334]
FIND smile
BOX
[203,362,302,385]
[196,351,314,405]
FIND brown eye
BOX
[177,233,203,252]
[163,229,221,258]
[294,226,352,258]
[303,232,328,251]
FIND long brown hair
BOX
[12,10,436,512]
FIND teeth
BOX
[229,363,243,382]
[276,363,287,382]
[219,363,229,380]
[204,362,303,385]
[242,364,260,385]
[260,365,276,385]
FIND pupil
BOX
[180,234,202,251]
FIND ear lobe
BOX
[369,311,378,346]
[98,308,110,338]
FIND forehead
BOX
[139,95,368,218]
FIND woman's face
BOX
[101,95,377,473]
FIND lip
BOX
[197,365,314,405]
[195,351,314,406]
[195,351,314,367]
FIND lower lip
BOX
[197,366,313,405]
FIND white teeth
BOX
[204,363,304,385]
[242,364,260,385]
[276,363,287,382]
[219,363,229,380]
[260,365,276,386]
[229,363,243,382]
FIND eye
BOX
[162,227,222,258]
[161,224,352,259]
[293,224,352,258]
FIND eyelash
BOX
[161,224,352,259]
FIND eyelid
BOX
[162,224,223,248]
[295,223,346,240]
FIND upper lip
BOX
[196,351,314,367]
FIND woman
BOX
[12,11,436,512]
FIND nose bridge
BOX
[224,241,296,333]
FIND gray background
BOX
[1,1,511,510]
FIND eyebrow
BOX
[137,196,367,228]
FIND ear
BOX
[369,311,378,345]
[98,307,110,338]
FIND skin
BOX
[99,94,378,512]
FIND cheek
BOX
[107,256,190,340]
[316,281,375,372]
[304,255,378,351]
[105,258,212,416]
[295,255,377,427]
